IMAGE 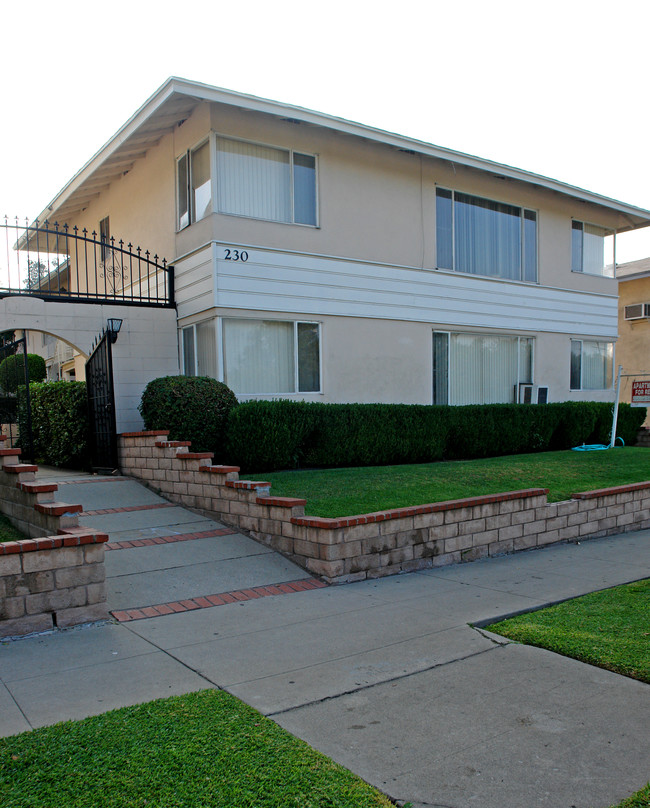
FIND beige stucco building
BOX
[26,78,650,414]
[617,257,650,420]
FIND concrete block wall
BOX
[0,435,109,638]
[118,431,650,584]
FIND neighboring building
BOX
[617,257,650,420]
[25,330,85,382]
[28,77,650,408]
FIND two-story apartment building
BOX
[31,77,650,410]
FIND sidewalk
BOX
[1,470,649,808]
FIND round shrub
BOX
[0,353,46,394]
[139,376,238,453]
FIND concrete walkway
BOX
[1,470,649,808]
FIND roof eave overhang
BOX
[36,76,650,232]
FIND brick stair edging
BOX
[117,431,650,585]
[0,434,110,638]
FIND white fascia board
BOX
[35,76,650,228]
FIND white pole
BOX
[610,364,623,448]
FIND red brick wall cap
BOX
[3,464,38,473]
[34,501,84,516]
[291,488,550,529]
[572,481,650,499]
[257,496,308,507]
[0,533,108,555]
[119,430,169,438]
[226,480,270,490]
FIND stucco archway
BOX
[1,295,179,432]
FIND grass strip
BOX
[484,579,650,684]
[0,689,394,808]
[0,514,27,543]
[609,783,650,807]
[254,447,650,517]
[486,581,650,807]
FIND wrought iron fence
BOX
[1,216,174,307]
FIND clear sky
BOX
[2,0,649,263]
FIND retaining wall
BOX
[0,435,109,638]
[118,431,650,584]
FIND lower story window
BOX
[181,321,218,377]
[570,339,613,390]
[433,331,533,405]
[223,319,320,395]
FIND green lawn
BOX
[0,514,26,543]
[252,447,650,517]
[485,580,650,808]
[484,579,650,683]
[0,689,394,808]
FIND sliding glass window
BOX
[223,319,320,395]
[433,331,533,405]
[436,188,537,282]
[570,339,613,390]
[216,137,317,226]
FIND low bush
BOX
[139,376,238,453]
[18,381,90,468]
[0,353,46,394]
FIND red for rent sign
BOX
[631,381,650,406]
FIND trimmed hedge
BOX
[0,353,46,394]
[17,381,90,468]
[223,400,647,472]
[139,376,238,453]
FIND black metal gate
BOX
[85,332,117,473]
[0,333,34,462]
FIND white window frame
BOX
[570,339,614,391]
[180,320,220,378]
[221,317,322,396]
[432,330,535,405]
[176,138,212,232]
[176,133,319,230]
[571,220,616,278]
[436,187,538,283]
[215,134,319,227]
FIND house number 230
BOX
[224,249,248,262]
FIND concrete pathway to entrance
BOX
[1,469,649,808]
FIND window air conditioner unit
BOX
[517,384,549,404]
[624,303,650,320]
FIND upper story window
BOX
[216,136,317,226]
[436,188,537,283]
[571,221,615,277]
[177,141,211,230]
[99,216,110,261]
[177,135,317,231]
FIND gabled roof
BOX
[37,77,650,231]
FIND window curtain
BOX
[217,137,291,222]
[583,224,605,275]
[196,320,217,378]
[223,319,294,394]
[449,334,526,404]
[582,341,612,389]
[454,193,521,280]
